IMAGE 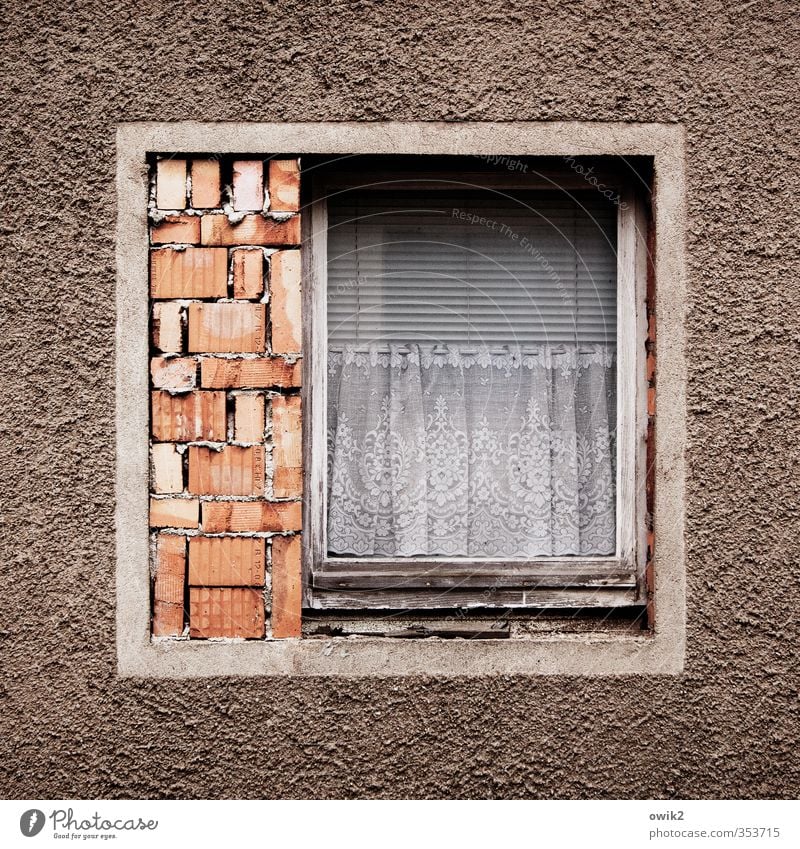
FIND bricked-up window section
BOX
[148,156,303,641]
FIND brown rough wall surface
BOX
[1,0,798,799]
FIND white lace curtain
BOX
[327,343,616,558]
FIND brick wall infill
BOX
[149,156,302,640]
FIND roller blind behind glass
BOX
[327,190,618,347]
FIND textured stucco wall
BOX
[1,0,797,798]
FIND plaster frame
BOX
[116,121,686,677]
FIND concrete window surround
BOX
[116,121,686,677]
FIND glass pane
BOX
[326,188,617,558]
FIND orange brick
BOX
[200,213,301,246]
[234,393,265,442]
[150,247,228,299]
[190,587,265,638]
[271,535,301,638]
[201,501,302,533]
[648,386,656,416]
[646,350,656,382]
[188,445,265,496]
[156,159,187,209]
[188,302,265,354]
[645,562,656,627]
[648,312,656,343]
[150,497,199,528]
[188,537,265,586]
[200,357,301,389]
[151,215,200,245]
[232,160,264,211]
[150,357,196,391]
[270,250,302,352]
[268,159,300,212]
[152,302,183,353]
[153,533,186,637]
[151,443,184,494]
[151,391,226,441]
[191,159,221,208]
[272,395,302,498]
[232,249,263,298]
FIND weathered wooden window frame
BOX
[302,165,650,611]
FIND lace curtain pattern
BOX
[327,343,616,558]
